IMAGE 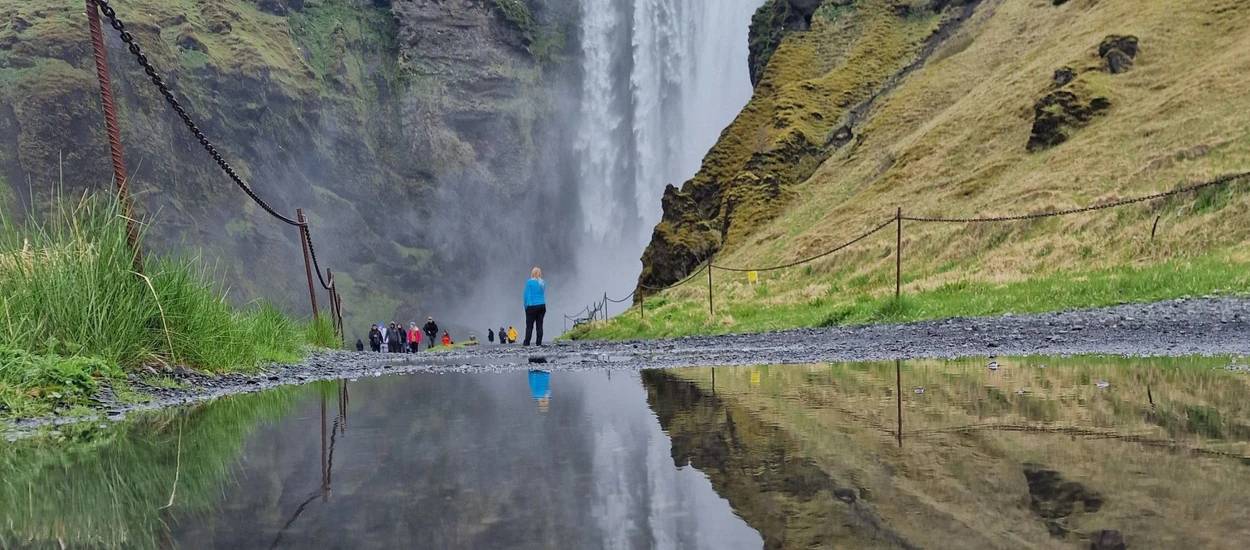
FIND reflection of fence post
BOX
[895,207,903,300]
[895,359,903,448]
[320,394,328,502]
[707,263,714,318]
[296,209,320,318]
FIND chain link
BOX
[902,171,1250,223]
[302,226,332,290]
[91,0,303,228]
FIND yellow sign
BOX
[747,271,758,283]
[750,371,760,385]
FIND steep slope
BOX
[630,0,1250,334]
[0,0,576,336]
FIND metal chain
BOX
[713,217,896,273]
[302,226,332,290]
[91,0,302,228]
[902,171,1250,223]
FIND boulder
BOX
[1099,35,1139,74]
[1027,90,1112,151]
[1090,529,1127,550]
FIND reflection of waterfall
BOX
[573,0,761,305]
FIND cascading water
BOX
[571,0,762,312]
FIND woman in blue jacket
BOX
[523,267,547,346]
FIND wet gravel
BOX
[8,297,1250,432]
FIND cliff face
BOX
[0,0,575,332]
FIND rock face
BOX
[0,0,575,333]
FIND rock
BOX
[1053,0,1070,4]
[1027,90,1112,151]
[173,366,193,377]
[1053,66,1076,88]
[833,488,857,503]
[1090,530,1126,550]
[1099,35,1139,74]
[1024,464,1105,521]
[748,0,812,87]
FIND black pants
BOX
[524,304,547,346]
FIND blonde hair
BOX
[531,267,542,279]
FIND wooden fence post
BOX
[895,207,903,300]
[707,263,714,318]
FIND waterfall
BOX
[573,0,761,305]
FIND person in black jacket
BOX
[356,339,364,352]
[499,326,507,345]
[488,329,495,343]
[423,317,439,350]
[368,325,382,352]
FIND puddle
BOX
[3,356,1249,549]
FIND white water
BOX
[570,0,762,314]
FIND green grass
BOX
[0,194,336,418]
[573,254,1250,340]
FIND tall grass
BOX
[0,194,327,416]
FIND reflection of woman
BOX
[528,370,551,412]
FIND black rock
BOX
[833,488,857,503]
[1090,529,1126,550]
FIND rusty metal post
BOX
[895,359,903,448]
[336,293,345,348]
[296,209,320,319]
[87,0,142,270]
[895,207,903,300]
[707,263,714,318]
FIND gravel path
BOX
[9,297,1250,432]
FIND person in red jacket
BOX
[408,323,421,353]
[441,332,452,346]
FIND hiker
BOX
[499,327,507,345]
[423,317,439,350]
[469,333,478,344]
[356,338,364,352]
[523,267,548,346]
[507,326,518,344]
[370,324,383,352]
[379,323,390,353]
[442,331,452,346]
[488,328,495,343]
[382,322,397,352]
[409,323,421,353]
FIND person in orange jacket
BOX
[441,331,452,346]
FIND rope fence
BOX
[86,0,347,346]
[569,170,1250,324]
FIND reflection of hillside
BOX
[657,360,1250,549]
[643,370,917,550]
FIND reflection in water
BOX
[3,356,1250,549]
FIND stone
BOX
[1099,35,1139,74]
[1053,66,1076,88]
[833,488,857,503]
[1027,90,1112,151]
[1090,529,1126,550]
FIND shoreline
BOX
[6,297,1248,434]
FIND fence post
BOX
[895,207,903,300]
[336,293,345,348]
[603,293,609,320]
[707,263,714,318]
[326,269,338,334]
[86,0,142,271]
[296,209,320,318]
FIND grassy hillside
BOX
[596,0,1250,339]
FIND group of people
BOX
[360,317,453,352]
[488,326,518,344]
[354,267,550,353]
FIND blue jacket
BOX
[524,278,546,307]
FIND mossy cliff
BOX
[637,0,1250,308]
[0,0,574,335]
